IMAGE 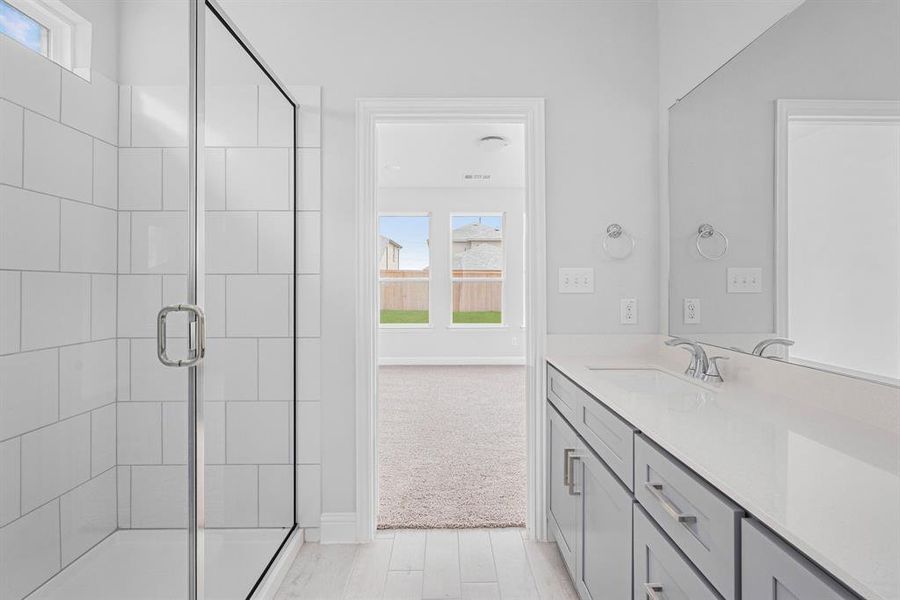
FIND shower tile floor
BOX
[29,528,288,599]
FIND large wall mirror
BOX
[668,0,899,386]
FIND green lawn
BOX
[380,310,429,324]
[453,311,502,324]
[379,310,502,324]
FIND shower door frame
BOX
[187,2,299,598]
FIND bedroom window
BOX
[451,214,504,325]
[379,214,431,326]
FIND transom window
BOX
[0,0,48,56]
[0,0,93,80]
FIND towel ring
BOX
[696,224,728,260]
[602,224,635,260]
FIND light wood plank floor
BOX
[275,528,578,600]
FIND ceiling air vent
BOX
[463,174,492,181]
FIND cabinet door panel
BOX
[547,404,580,577]
[742,519,857,600]
[576,444,633,600]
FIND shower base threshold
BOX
[29,528,288,600]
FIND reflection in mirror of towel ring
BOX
[696,223,728,260]
[602,224,635,260]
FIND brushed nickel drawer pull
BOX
[643,582,664,600]
[563,448,575,486]
[644,482,696,524]
[567,453,582,496]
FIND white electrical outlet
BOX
[620,298,638,324]
[683,298,701,324]
[727,267,763,293]
[558,268,594,294]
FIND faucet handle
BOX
[702,356,729,383]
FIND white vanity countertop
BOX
[546,355,900,600]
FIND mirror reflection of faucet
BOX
[751,338,795,359]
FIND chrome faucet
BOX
[665,337,709,379]
[751,338,794,358]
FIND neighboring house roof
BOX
[453,243,503,270]
[452,223,501,242]
[378,235,402,252]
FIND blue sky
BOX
[0,1,46,54]
[379,215,502,270]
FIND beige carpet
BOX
[377,365,527,529]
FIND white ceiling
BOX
[376,122,525,188]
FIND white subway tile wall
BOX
[0,39,120,599]
[59,71,118,145]
[20,414,92,513]
[0,27,323,594]
[118,148,162,210]
[0,186,60,271]
[93,140,118,210]
[23,111,93,203]
[0,36,61,119]
[130,85,188,148]
[290,85,323,533]
[0,500,61,599]
[0,99,24,186]
[58,469,117,566]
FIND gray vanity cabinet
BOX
[634,434,741,600]
[742,519,858,600]
[546,362,866,600]
[574,445,633,600]
[548,405,581,578]
[548,364,581,423]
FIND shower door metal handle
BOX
[157,304,207,367]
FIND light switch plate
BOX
[683,298,701,324]
[727,267,763,293]
[620,298,638,324]
[558,268,594,294]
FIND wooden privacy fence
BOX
[380,269,502,312]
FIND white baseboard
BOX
[250,527,303,599]
[379,356,526,366]
[320,512,358,544]
[303,527,321,542]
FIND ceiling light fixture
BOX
[478,135,510,152]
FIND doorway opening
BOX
[376,122,526,528]
[355,99,547,541]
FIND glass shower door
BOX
[198,2,297,598]
[0,0,294,598]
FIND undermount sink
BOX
[586,368,708,398]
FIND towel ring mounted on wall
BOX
[696,223,728,260]
[602,224,635,260]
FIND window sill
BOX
[379,324,433,330]
[446,324,509,330]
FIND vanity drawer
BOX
[547,364,581,423]
[574,392,635,491]
[633,504,722,600]
[634,434,742,600]
[742,519,857,600]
